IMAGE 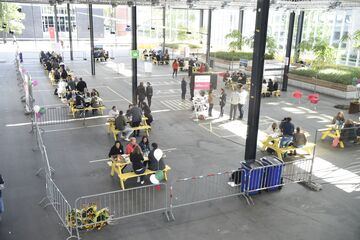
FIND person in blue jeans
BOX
[279,117,295,148]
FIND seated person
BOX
[223,71,230,82]
[279,117,295,148]
[148,143,165,171]
[60,69,68,79]
[139,136,151,156]
[265,122,281,138]
[340,119,357,143]
[53,69,61,83]
[57,80,68,98]
[108,106,119,119]
[130,146,146,185]
[108,140,124,158]
[67,77,76,91]
[267,79,274,93]
[115,111,134,141]
[126,137,137,154]
[142,102,153,126]
[48,69,55,80]
[273,81,279,91]
[293,127,307,154]
[126,104,143,137]
[45,61,52,72]
[90,88,100,97]
[332,111,345,127]
[90,95,103,115]
[261,79,268,96]
[238,73,246,85]
[75,94,85,109]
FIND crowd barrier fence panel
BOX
[39,174,75,239]
[74,183,169,239]
[169,169,249,220]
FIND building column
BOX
[54,4,59,43]
[282,11,295,92]
[238,8,244,35]
[88,4,95,75]
[244,0,270,163]
[67,3,73,61]
[294,11,304,63]
[199,9,204,29]
[206,9,212,64]
[162,6,166,54]
[131,5,138,105]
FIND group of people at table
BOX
[331,111,360,143]
[108,136,165,185]
[40,51,104,115]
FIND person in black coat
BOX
[130,146,146,184]
[145,82,153,107]
[137,82,146,106]
[142,102,153,126]
[76,78,87,93]
[108,141,124,158]
[219,88,227,117]
[181,78,187,100]
[148,143,165,171]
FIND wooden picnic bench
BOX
[107,117,151,140]
[69,101,106,118]
[107,158,171,190]
[261,136,315,160]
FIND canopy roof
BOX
[2,0,360,10]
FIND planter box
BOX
[288,73,358,99]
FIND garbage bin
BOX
[259,156,284,191]
[241,161,265,195]
[209,59,214,68]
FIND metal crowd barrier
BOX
[35,106,72,126]
[74,183,169,239]
[282,158,313,184]
[39,174,74,240]
[168,169,249,220]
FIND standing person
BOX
[76,77,87,94]
[137,82,146,107]
[188,59,194,77]
[208,89,214,117]
[279,117,295,148]
[189,79,194,101]
[0,174,4,221]
[130,145,146,184]
[229,89,240,121]
[115,111,134,141]
[181,78,187,100]
[145,82,153,107]
[19,52,23,63]
[127,104,143,137]
[219,88,226,118]
[238,85,248,120]
[172,59,179,78]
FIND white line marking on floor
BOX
[45,124,105,133]
[106,86,132,103]
[152,109,171,113]
[89,158,109,163]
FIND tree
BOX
[225,30,246,51]
[299,39,336,65]
[265,36,277,58]
[341,30,360,65]
[0,3,25,35]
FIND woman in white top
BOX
[265,122,281,138]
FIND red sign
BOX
[48,27,55,40]
[194,75,211,90]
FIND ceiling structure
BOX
[1,0,360,10]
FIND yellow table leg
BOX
[110,163,115,176]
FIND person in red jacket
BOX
[126,137,137,154]
[172,59,179,78]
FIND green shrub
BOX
[210,51,274,61]
[290,64,360,85]
[165,43,180,49]
[164,43,202,50]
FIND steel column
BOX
[238,8,244,35]
[89,4,95,75]
[199,9,204,28]
[244,0,270,163]
[54,4,59,43]
[206,9,212,64]
[294,11,304,63]
[162,6,166,54]
[131,5,138,105]
[282,11,295,91]
[67,3,73,61]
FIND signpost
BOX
[130,50,139,59]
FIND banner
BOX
[194,75,211,90]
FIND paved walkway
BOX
[0,43,359,240]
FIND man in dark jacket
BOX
[145,82,153,107]
[126,105,143,137]
[76,78,87,93]
[181,78,187,100]
[115,111,133,141]
[148,143,165,171]
[137,82,146,106]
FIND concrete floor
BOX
[0,43,359,240]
